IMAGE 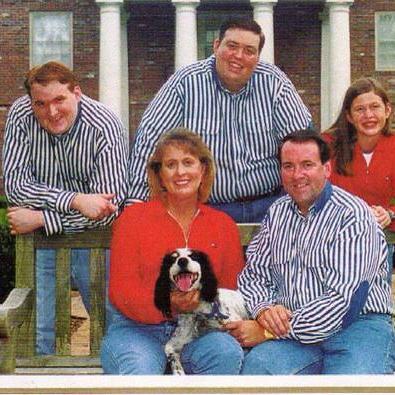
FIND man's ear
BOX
[324,160,331,179]
[73,85,82,102]
[213,38,221,54]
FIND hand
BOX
[371,205,391,229]
[170,289,200,313]
[256,305,292,338]
[71,193,117,220]
[7,207,45,235]
[224,320,275,347]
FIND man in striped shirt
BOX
[3,61,128,354]
[230,130,394,374]
[128,18,312,222]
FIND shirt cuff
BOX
[42,210,63,235]
[55,191,77,214]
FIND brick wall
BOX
[275,2,323,131]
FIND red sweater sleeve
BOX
[108,205,164,323]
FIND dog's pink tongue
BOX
[176,273,193,292]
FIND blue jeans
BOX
[242,313,395,375]
[101,307,244,374]
[36,248,111,355]
[210,191,284,223]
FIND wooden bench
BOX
[0,224,261,374]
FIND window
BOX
[30,12,72,68]
[197,10,252,60]
[375,12,395,71]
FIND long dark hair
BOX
[324,77,393,176]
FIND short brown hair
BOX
[147,128,215,203]
[219,17,265,53]
[24,61,79,96]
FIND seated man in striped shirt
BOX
[230,130,394,374]
[128,17,312,223]
[3,61,128,354]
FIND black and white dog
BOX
[154,248,249,375]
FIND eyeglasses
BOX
[350,103,386,117]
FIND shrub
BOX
[0,196,15,303]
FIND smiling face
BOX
[346,91,392,146]
[30,80,81,135]
[159,144,206,203]
[281,140,331,215]
[213,28,260,93]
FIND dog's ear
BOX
[196,251,218,303]
[154,252,173,319]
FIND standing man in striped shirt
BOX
[231,130,394,374]
[3,61,128,354]
[128,17,312,222]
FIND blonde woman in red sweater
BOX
[101,128,245,374]
[323,77,394,284]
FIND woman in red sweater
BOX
[322,77,394,283]
[101,128,245,374]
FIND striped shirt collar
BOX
[210,55,254,96]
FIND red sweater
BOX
[324,134,395,231]
[109,200,245,323]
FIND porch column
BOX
[172,0,200,70]
[251,0,277,63]
[326,0,354,123]
[96,0,123,123]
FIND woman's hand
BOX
[371,205,391,229]
[224,320,275,347]
[170,289,200,313]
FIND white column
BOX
[172,0,200,70]
[96,0,123,122]
[251,0,277,64]
[121,10,130,143]
[327,0,354,124]
[320,9,331,130]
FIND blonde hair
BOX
[147,128,215,203]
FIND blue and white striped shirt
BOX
[3,95,128,235]
[238,182,392,344]
[128,55,312,203]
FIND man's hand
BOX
[71,193,117,220]
[7,207,45,235]
[224,320,275,347]
[256,305,292,338]
[170,289,200,314]
[371,205,391,229]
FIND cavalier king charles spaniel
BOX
[154,248,249,375]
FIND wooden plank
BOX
[0,288,33,338]
[17,355,100,368]
[55,249,71,356]
[34,228,112,249]
[89,249,106,356]
[238,223,260,246]
[15,234,35,358]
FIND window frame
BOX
[375,11,395,71]
[29,11,73,68]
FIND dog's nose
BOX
[177,257,188,269]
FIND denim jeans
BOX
[101,307,244,375]
[209,191,284,223]
[36,248,111,355]
[241,313,395,375]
